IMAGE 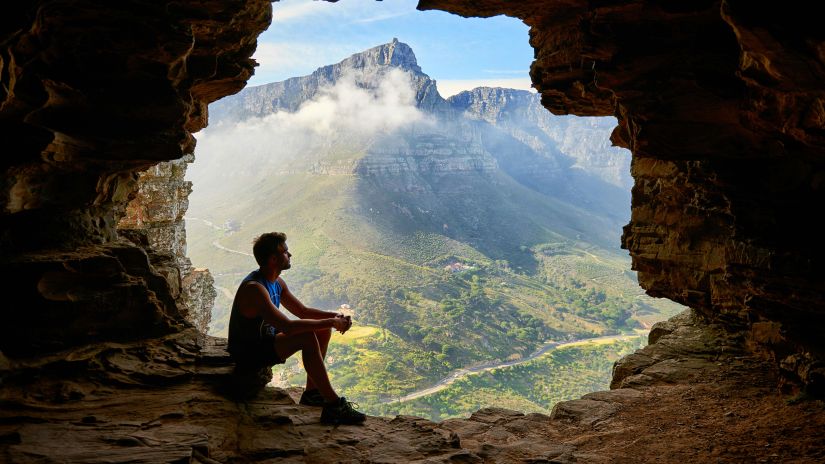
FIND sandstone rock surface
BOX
[118,154,217,334]
[1,0,270,357]
[2,314,823,463]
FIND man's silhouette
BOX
[228,232,365,425]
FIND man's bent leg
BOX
[317,328,332,357]
[305,328,332,392]
[274,332,338,403]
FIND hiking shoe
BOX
[320,397,366,425]
[299,389,325,407]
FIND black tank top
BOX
[227,270,281,355]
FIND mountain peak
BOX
[209,40,435,119]
[341,39,421,74]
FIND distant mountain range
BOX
[200,39,632,252]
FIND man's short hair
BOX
[252,232,287,267]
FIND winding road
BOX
[187,217,253,257]
[381,332,643,404]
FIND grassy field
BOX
[271,328,647,421]
[367,335,647,421]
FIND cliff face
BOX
[446,87,632,223]
[0,0,270,353]
[448,87,632,189]
[117,156,216,334]
[210,38,450,121]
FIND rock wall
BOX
[422,0,825,393]
[1,0,824,461]
[118,155,216,334]
[0,0,823,391]
[0,0,270,355]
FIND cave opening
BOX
[3,0,825,460]
[163,0,684,421]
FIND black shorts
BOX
[231,338,285,369]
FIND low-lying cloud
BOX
[191,69,428,183]
[285,68,427,137]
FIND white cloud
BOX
[271,1,328,22]
[251,42,307,71]
[435,78,535,97]
[351,11,411,24]
[196,69,430,169]
[287,68,427,136]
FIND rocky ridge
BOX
[194,40,632,231]
[209,38,449,121]
[448,87,632,190]
[208,41,629,189]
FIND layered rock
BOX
[118,157,193,263]
[1,0,271,251]
[2,313,822,463]
[117,155,217,334]
[1,0,824,460]
[0,0,269,354]
[2,241,186,356]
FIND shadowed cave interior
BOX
[1,1,824,462]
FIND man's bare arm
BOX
[238,283,347,334]
[279,278,339,320]
[279,278,352,333]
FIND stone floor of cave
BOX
[1,313,824,463]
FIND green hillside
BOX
[187,162,681,414]
[370,335,648,421]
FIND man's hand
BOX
[334,313,352,334]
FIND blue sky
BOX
[250,0,535,96]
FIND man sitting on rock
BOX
[228,231,366,425]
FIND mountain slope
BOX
[209,38,450,121]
